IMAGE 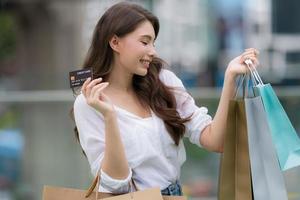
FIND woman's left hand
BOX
[225,48,260,79]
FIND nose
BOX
[148,45,157,58]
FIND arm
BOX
[200,48,260,152]
[101,112,130,179]
[199,73,235,152]
[81,77,130,179]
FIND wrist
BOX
[224,69,236,83]
[103,111,117,121]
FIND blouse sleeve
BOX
[73,94,132,193]
[73,94,106,176]
[159,69,212,147]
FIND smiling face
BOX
[111,20,157,76]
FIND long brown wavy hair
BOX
[71,2,192,151]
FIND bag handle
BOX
[245,59,264,86]
[234,73,251,99]
[85,169,101,198]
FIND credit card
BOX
[69,68,93,88]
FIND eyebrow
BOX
[140,35,154,41]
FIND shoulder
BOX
[74,93,88,111]
[74,93,101,117]
[159,68,184,88]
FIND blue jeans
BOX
[161,180,183,196]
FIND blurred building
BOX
[244,0,300,84]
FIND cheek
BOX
[119,49,138,68]
[118,40,146,67]
[122,44,144,62]
[126,39,145,54]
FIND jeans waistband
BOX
[161,180,183,196]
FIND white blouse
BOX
[73,69,212,193]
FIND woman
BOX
[73,2,259,196]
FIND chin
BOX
[135,69,148,76]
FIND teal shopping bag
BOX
[254,84,300,171]
[245,59,300,171]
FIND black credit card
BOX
[69,68,93,88]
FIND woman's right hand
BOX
[81,77,115,117]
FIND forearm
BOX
[208,73,236,152]
[101,112,130,179]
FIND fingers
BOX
[81,76,110,105]
[244,48,259,55]
[240,53,255,63]
[82,77,102,97]
[247,57,259,67]
[81,77,91,95]
[91,82,109,99]
[240,48,259,65]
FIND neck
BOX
[107,61,134,93]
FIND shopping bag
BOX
[163,196,187,200]
[245,59,300,171]
[43,169,187,200]
[255,83,300,170]
[43,185,187,200]
[43,185,163,200]
[245,96,288,200]
[218,98,253,200]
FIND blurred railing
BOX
[1,86,300,102]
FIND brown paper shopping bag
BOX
[43,167,187,200]
[43,167,164,200]
[218,100,253,200]
[43,185,162,200]
[43,181,187,200]
[163,196,187,200]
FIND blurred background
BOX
[0,0,300,199]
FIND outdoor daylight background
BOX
[1,0,300,199]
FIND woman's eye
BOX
[141,41,148,45]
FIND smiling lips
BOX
[140,59,151,68]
